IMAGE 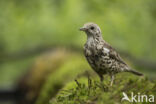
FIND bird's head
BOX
[80,22,101,37]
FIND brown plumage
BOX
[80,22,143,86]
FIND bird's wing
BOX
[103,41,127,65]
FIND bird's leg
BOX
[100,75,104,82]
[99,75,106,91]
[110,75,115,86]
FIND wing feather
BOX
[103,42,127,65]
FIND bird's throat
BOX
[86,36,94,46]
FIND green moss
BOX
[35,54,90,104]
[51,74,156,104]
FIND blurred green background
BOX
[0,0,156,103]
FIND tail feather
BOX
[127,69,143,76]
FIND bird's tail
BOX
[127,69,143,76]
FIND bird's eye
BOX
[90,26,94,30]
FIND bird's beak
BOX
[79,27,87,31]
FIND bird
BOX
[79,22,143,86]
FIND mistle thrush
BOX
[80,22,143,86]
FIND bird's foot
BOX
[99,81,109,92]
